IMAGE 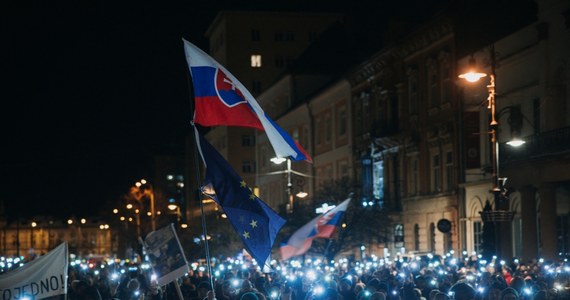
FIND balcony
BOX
[500,126,570,164]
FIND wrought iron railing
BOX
[500,126,570,164]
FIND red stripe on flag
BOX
[194,96,263,129]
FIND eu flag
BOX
[196,128,286,266]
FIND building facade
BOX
[345,16,462,256]
[459,0,570,261]
[0,217,112,259]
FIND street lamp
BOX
[168,203,181,222]
[271,157,293,213]
[134,179,156,231]
[459,45,515,257]
[269,157,310,214]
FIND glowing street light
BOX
[267,157,310,214]
[459,45,515,258]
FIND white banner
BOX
[0,242,68,299]
[144,224,189,287]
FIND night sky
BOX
[3,0,481,219]
[2,0,379,219]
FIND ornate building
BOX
[347,16,461,255]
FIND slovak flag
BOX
[183,39,311,162]
[280,198,351,260]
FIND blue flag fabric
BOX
[195,128,286,266]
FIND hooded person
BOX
[339,277,357,300]
[449,282,476,300]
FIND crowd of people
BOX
[59,251,570,300]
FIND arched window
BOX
[394,224,404,247]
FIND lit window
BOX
[251,55,262,68]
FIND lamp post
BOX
[271,157,294,213]
[269,157,310,214]
[459,45,515,258]
[135,179,156,232]
[168,203,181,223]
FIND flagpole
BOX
[186,69,215,292]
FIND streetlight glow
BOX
[506,138,526,147]
[458,56,487,82]
[271,157,287,164]
[458,71,487,82]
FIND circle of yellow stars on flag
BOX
[238,179,260,240]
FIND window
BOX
[444,231,452,253]
[337,159,349,179]
[274,32,283,41]
[252,81,262,94]
[473,221,483,253]
[275,56,285,68]
[292,128,300,141]
[284,32,295,41]
[439,51,452,103]
[414,224,420,251]
[315,116,323,146]
[325,112,332,143]
[432,154,441,192]
[361,156,373,203]
[338,106,347,136]
[445,151,453,191]
[373,160,384,202]
[533,98,541,134]
[394,224,404,247]
[429,223,436,252]
[302,126,309,152]
[250,54,262,68]
[260,146,267,170]
[251,29,260,41]
[325,165,333,181]
[242,134,255,147]
[407,67,418,115]
[426,58,439,107]
[242,161,256,173]
[408,157,419,195]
